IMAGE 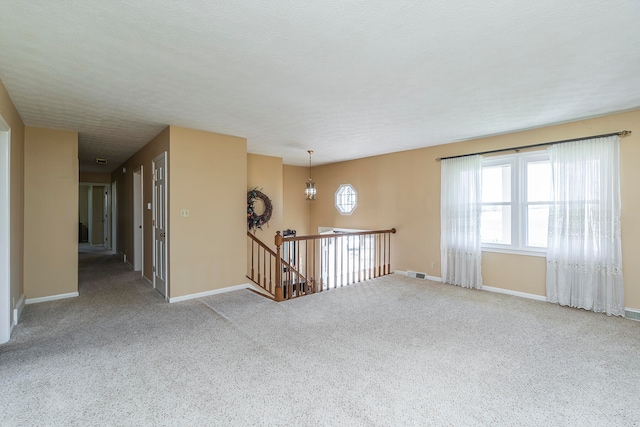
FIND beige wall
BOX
[310,110,640,310]
[113,127,169,281]
[246,158,313,244]
[79,172,111,184]
[24,127,78,299]
[168,126,247,298]
[0,80,25,322]
[283,165,311,236]
[247,153,283,245]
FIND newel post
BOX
[274,231,283,302]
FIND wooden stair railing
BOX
[248,228,396,302]
[246,231,277,299]
[247,231,309,301]
[279,228,396,296]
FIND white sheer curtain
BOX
[440,155,483,289]
[546,136,624,316]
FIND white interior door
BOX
[0,116,10,343]
[111,181,117,252]
[152,153,167,298]
[103,186,110,249]
[133,168,143,272]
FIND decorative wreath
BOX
[247,188,273,232]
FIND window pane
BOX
[335,184,357,214]
[482,165,511,203]
[481,205,511,244]
[527,204,549,248]
[527,161,551,202]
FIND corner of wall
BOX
[168,127,247,298]
[23,127,79,299]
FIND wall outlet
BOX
[431,261,436,269]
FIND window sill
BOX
[482,247,546,258]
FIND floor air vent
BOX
[625,310,640,321]
[407,271,427,280]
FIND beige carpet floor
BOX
[1,252,639,426]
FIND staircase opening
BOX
[247,227,396,301]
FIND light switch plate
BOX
[180,209,189,217]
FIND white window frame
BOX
[481,151,550,257]
[335,184,358,215]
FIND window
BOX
[481,151,551,255]
[335,184,357,215]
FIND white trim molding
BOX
[400,270,638,320]
[168,283,253,304]
[0,117,10,344]
[26,292,79,305]
[12,294,25,327]
[481,285,546,302]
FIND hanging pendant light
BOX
[305,150,316,201]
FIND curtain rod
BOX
[436,130,632,161]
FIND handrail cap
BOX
[280,227,396,242]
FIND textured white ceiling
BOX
[1,0,639,173]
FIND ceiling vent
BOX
[95,158,108,165]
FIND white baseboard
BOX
[168,283,252,303]
[482,285,546,302]
[142,276,153,286]
[119,251,129,265]
[12,294,25,327]
[400,270,638,319]
[25,292,79,305]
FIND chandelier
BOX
[305,150,316,201]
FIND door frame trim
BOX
[79,182,111,248]
[152,152,168,300]
[0,114,10,343]
[111,180,117,252]
[132,167,143,273]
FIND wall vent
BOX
[625,310,640,322]
[407,270,427,280]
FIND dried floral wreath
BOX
[247,188,273,231]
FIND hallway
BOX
[0,252,286,425]
[78,242,113,255]
[77,250,161,302]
